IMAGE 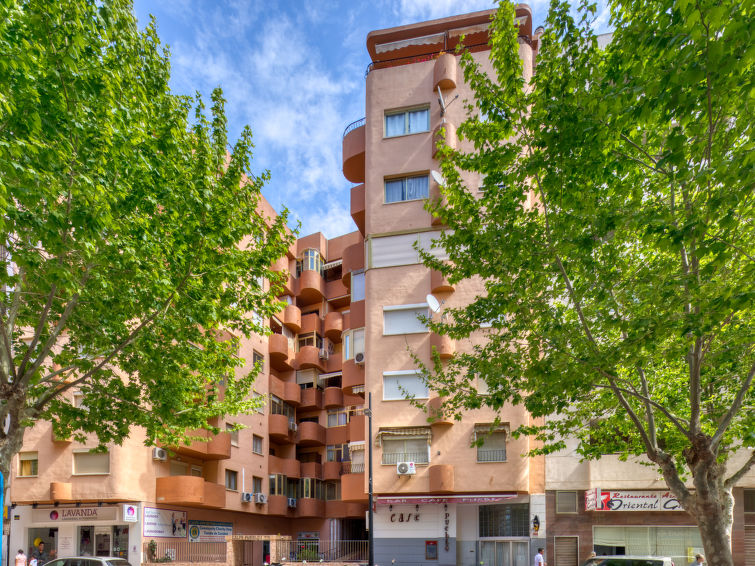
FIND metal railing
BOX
[340,461,365,474]
[381,451,429,465]
[343,117,365,138]
[477,449,507,462]
[274,539,368,563]
[143,541,226,563]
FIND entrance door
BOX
[479,540,529,566]
[94,527,111,557]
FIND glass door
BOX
[94,527,111,557]
[479,540,529,566]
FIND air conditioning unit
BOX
[241,492,254,503]
[397,461,416,476]
[287,498,297,508]
[152,447,168,462]
[254,493,268,504]
[354,351,365,365]
[319,348,329,360]
[289,421,298,432]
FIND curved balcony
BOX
[342,359,365,394]
[50,482,72,501]
[433,52,458,90]
[297,345,325,371]
[271,257,294,296]
[341,471,367,502]
[323,461,342,481]
[430,332,455,359]
[430,269,454,293]
[341,242,364,288]
[269,414,295,444]
[300,312,322,334]
[324,312,343,343]
[350,184,366,235]
[326,425,349,446]
[203,482,227,508]
[267,495,290,516]
[297,421,326,446]
[297,498,325,518]
[342,118,366,183]
[297,270,325,305]
[300,462,322,480]
[326,501,368,519]
[432,122,457,158]
[172,429,231,461]
[269,333,293,371]
[347,300,365,330]
[348,414,366,442]
[282,304,302,333]
[427,396,454,426]
[323,386,344,408]
[429,464,455,493]
[269,454,301,478]
[300,387,323,410]
[156,476,224,508]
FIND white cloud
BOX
[390,0,495,23]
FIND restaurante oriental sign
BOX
[585,489,683,512]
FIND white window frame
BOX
[383,370,429,401]
[72,450,110,476]
[384,174,430,204]
[383,303,429,335]
[381,436,430,465]
[384,105,430,138]
[252,434,264,455]
[226,423,239,447]
[18,452,38,477]
[343,328,364,361]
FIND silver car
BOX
[581,557,675,566]
[44,557,131,566]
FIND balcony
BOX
[324,312,343,343]
[296,345,326,371]
[429,464,455,493]
[300,462,322,480]
[432,122,457,158]
[348,414,366,442]
[155,476,225,508]
[342,118,366,183]
[347,300,365,329]
[326,501,367,518]
[341,243,364,288]
[267,494,291,516]
[341,469,367,502]
[350,184,366,235]
[433,52,458,90]
[171,428,232,461]
[282,304,302,333]
[326,425,349,446]
[269,454,301,478]
[269,376,301,406]
[323,386,344,409]
[299,387,323,410]
[271,257,294,296]
[269,414,295,444]
[50,482,72,501]
[427,397,453,426]
[297,498,325,518]
[323,461,342,481]
[297,421,326,446]
[430,269,454,293]
[342,359,365,394]
[430,332,455,359]
[297,270,325,306]
[269,334,294,371]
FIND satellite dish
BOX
[431,170,445,186]
[426,294,442,313]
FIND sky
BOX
[131,0,611,239]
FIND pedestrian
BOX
[689,554,705,565]
[32,541,49,566]
[15,549,27,566]
[534,547,546,566]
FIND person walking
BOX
[15,549,27,566]
[689,554,705,565]
[32,541,49,566]
[534,547,546,566]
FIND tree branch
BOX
[724,450,755,489]
[711,359,755,450]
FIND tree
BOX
[0,0,293,488]
[423,2,753,564]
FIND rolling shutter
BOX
[745,526,755,566]
[554,536,579,566]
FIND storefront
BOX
[9,504,142,566]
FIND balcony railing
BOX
[340,461,364,474]
[381,452,429,465]
[477,449,507,462]
[274,539,368,563]
[343,117,365,138]
[143,541,226,563]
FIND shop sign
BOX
[143,508,187,538]
[32,507,117,522]
[378,494,516,505]
[585,489,683,511]
[122,504,138,523]
[188,521,232,543]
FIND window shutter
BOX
[554,536,578,566]
[556,491,578,513]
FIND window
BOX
[253,350,264,371]
[299,478,324,499]
[170,460,188,476]
[73,451,110,475]
[225,469,238,491]
[252,476,263,494]
[328,410,348,427]
[380,432,430,465]
[296,249,323,276]
[297,332,323,351]
[476,375,490,395]
[383,304,429,335]
[73,390,87,409]
[343,328,364,361]
[269,474,287,496]
[745,489,755,513]
[18,452,38,477]
[270,395,295,420]
[252,435,264,455]
[297,368,319,389]
[479,503,530,537]
[369,231,448,269]
[385,107,429,137]
[325,482,340,501]
[191,466,203,477]
[475,425,508,463]
[327,444,350,462]
[226,423,239,447]
[556,491,578,514]
[385,175,429,203]
[383,370,429,401]
[351,271,365,302]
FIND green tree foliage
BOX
[424,1,753,563]
[0,0,293,478]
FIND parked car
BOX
[581,556,675,566]
[44,557,131,566]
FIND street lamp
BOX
[365,393,374,566]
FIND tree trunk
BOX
[694,480,735,566]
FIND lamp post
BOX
[366,392,374,566]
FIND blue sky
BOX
[132,0,611,239]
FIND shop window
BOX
[18,452,38,477]
[225,469,238,491]
[479,503,530,537]
[73,451,110,475]
[252,434,264,455]
[556,491,578,514]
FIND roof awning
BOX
[322,260,342,270]
[376,427,432,446]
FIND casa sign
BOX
[585,489,683,512]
